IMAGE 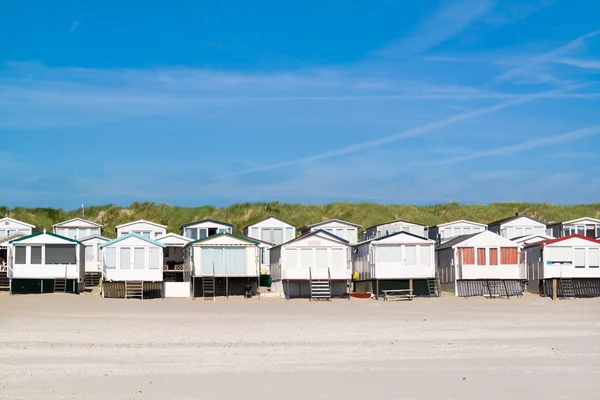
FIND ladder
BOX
[559,278,575,299]
[309,267,331,301]
[0,271,9,289]
[427,278,440,297]
[202,276,215,300]
[485,280,508,299]
[54,278,67,293]
[125,281,144,299]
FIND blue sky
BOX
[2,0,600,208]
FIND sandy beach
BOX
[1,293,599,400]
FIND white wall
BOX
[244,218,295,245]
[163,282,190,297]
[181,221,232,240]
[430,221,486,242]
[188,237,259,277]
[102,236,164,282]
[307,221,359,244]
[8,242,82,280]
[81,237,108,273]
[0,218,33,238]
[363,222,426,241]
[493,217,547,239]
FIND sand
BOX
[0,293,599,400]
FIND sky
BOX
[1,0,600,208]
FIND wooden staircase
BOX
[0,271,9,290]
[202,276,216,301]
[125,281,144,299]
[54,278,67,293]
[427,278,440,297]
[309,267,331,301]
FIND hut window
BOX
[589,248,599,268]
[273,228,283,244]
[525,227,533,235]
[419,246,431,266]
[489,248,499,265]
[405,245,417,265]
[315,248,328,267]
[457,248,475,264]
[31,246,42,264]
[284,248,297,268]
[14,246,26,264]
[97,244,102,263]
[477,248,487,265]
[54,228,65,236]
[335,229,344,239]
[224,247,246,275]
[120,247,131,269]
[285,227,294,241]
[134,248,145,269]
[105,248,116,269]
[90,228,100,236]
[376,245,401,263]
[574,248,585,268]
[500,248,518,264]
[301,248,313,269]
[250,227,259,238]
[331,248,345,268]
[261,228,272,243]
[346,229,354,241]
[45,245,76,264]
[85,245,94,261]
[78,229,89,239]
[149,248,161,269]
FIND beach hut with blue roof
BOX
[100,233,166,299]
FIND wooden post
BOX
[376,279,379,300]
[41,279,43,294]
[226,276,229,298]
[552,279,557,300]
[409,279,413,293]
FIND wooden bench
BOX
[382,289,414,301]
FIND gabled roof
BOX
[363,219,426,231]
[52,217,104,228]
[180,218,234,229]
[79,234,111,243]
[436,232,481,250]
[510,233,554,243]
[0,233,25,246]
[550,217,600,226]
[185,232,259,247]
[155,233,193,247]
[299,219,362,230]
[356,230,433,246]
[273,229,349,249]
[528,234,600,248]
[9,231,80,244]
[487,214,545,227]
[101,232,166,248]
[429,219,487,229]
[115,219,167,230]
[242,216,294,231]
[0,217,36,229]
[243,236,275,246]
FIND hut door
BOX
[585,226,596,238]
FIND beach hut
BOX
[181,219,233,241]
[488,214,547,239]
[523,235,600,299]
[100,233,165,299]
[184,233,260,299]
[79,234,110,287]
[155,233,192,298]
[362,219,427,241]
[0,217,35,290]
[7,230,84,294]
[436,230,526,297]
[243,216,295,245]
[115,220,167,240]
[298,219,361,245]
[352,231,437,297]
[270,230,351,300]
[53,218,103,240]
[547,217,600,239]
[428,220,487,244]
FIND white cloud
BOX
[70,21,79,33]
[555,58,600,70]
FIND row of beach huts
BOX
[0,214,599,300]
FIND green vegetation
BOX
[3,201,600,238]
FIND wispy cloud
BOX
[70,21,79,33]
[554,151,598,159]
[435,124,600,165]
[555,58,600,70]
[491,29,600,83]
[484,0,559,25]
[377,0,497,56]
[217,85,590,178]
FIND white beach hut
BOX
[115,220,167,240]
[298,219,361,245]
[270,230,351,300]
[436,230,526,297]
[100,233,165,299]
[524,234,600,299]
[428,220,487,244]
[547,217,600,239]
[352,231,437,297]
[243,216,296,245]
[487,214,547,239]
[155,233,193,298]
[181,219,233,241]
[53,218,103,240]
[7,230,84,294]
[184,233,260,299]
[511,233,555,247]
[79,234,110,287]
[361,220,427,241]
